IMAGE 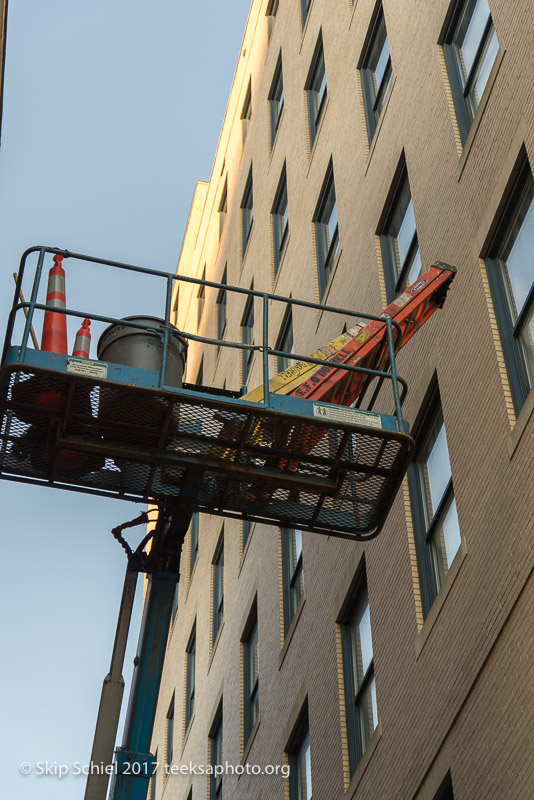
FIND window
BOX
[172,286,179,326]
[287,714,312,800]
[241,296,255,382]
[341,582,378,775]
[242,520,252,550]
[486,158,534,413]
[219,181,228,239]
[189,512,199,575]
[198,267,206,326]
[443,0,499,144]
[435,773,455,800]
[241,172,254,258]
[380,167,422,301]
[269,54,284,148]
[360,4,393,143]
[243,607,259,745]
[185,624,196,730]
[409,390,461,616]
[272,167,289,275]
[166,698,174,768]
[241,80,252,144]
[277,311,295,373]
[171,583,179,625]
[266,0,279,42]
[301,0,312,29]
[306,35,327,147]
[212,533,224,645]
[209,708,223,800]
[314,163,339,296]
[217,269,227,351]
[282,528,304,635]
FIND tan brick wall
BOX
[151,1,534,798]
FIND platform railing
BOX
[4,246,408,430]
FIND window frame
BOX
[286,705,312,800]
[241,295,255,382]
[408,388,461,616]
[242,605,259,746]
[216,268,228,351]
[219,180,228,239]
[209,706,223,800]
[380,166,422,302]
[241,80,252,145]
[340,580,378,776]
[266,0,279,43]
[443,0,499,144]
[185,623,196,731]
[189,512,199,576]
[305,34,327,147]
[281,527,304,635]
[166,697,174,769]
[268,53,284,148]
[485,157,534,413]
[212,531,224,645]
[272,166,289,275]
[276,310,295,373]
[197,267,206,326]
[241,172,254,258]
[360,4,393,144]
[314,162,339,297]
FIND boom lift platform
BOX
[0,247,455,800]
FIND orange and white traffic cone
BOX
[72,319,91,358]
[41,254,67,354]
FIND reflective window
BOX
[487,159,534,411]
[381,167,422,301]
[269,54,284,147]
[314,163,339,295]
[409,391,461,614]
[361,5,393,143]
[272,167,289,274]
[282,528,304,634]
[444,0,499,142]
[306,35,327,146]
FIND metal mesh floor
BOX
[0,364,414,539]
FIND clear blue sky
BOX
[0,1,251,797]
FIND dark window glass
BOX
[210,712,223,799]
[189,512,199,575]
[185,624,196,729]
[198,267,206,326]
[212,534,224,644]
[266,0,279,43]
[241,173,254,257]
[306,36,327,146]
[217,269,228,350]
[241,296,255,382]
[269,54,284,147]
[243,613,259,744]
[219,181,228,238]
[314,164,339,296]
[272,168,289,274]
[277,311,295,373]
[241,81,252,144]
[166,699,174,768]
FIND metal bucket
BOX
[96,317,188,495]
[97,315,187,387]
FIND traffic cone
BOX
[41,254,68,354]
[72,319,91,358]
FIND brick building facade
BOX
[149,1,534,798]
